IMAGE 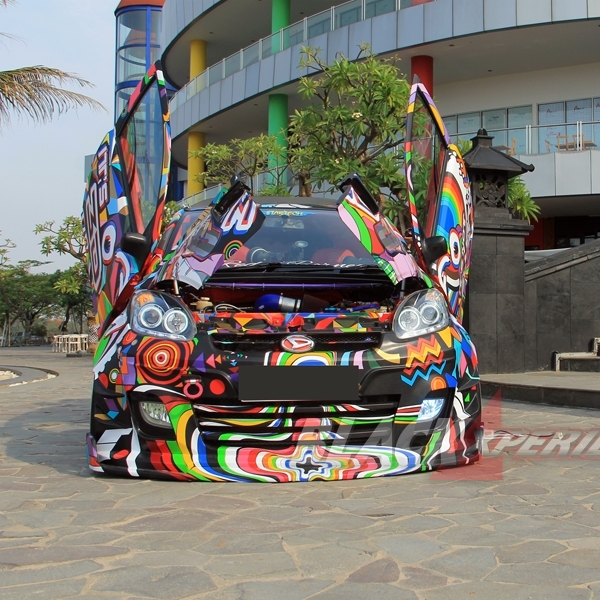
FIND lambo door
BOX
[405,82,474,322]
[83,62,171,332]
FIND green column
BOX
[268,94,288,189]
[271,0,290,33]
[267,1,290,190]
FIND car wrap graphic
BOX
[84,68,481,483]
[83,62,171,334]
[87,308,480,482]
[405,82,474,322]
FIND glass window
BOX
[118,81,165,233]
[307,12,331,38]
[366,0,396,18]
[117,9,147,49]
[444,115,457,137]
[508,105,532,128]
[539,102,564,126]
[283,22,305,50]
[482,109,506,131]
[566,98,592,123]
[410,95,447,235]
[335,0,362,28]
[224,209,375,266]
[457,112,480,134]
[117,46,147,84]
[150,10,161,41]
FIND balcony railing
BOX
[453,121,600,156]
[171,0,435,111]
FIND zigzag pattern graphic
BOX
[405,335,442,369]
[401,361,447,387]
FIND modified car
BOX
[83,63,481,482]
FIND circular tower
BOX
[114,0,165,120]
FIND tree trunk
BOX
[298,172,312,197]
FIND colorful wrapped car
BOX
[83,64,481,482]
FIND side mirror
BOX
[421,235,447,265]
[121,232,150,267]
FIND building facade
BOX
[160,0,600,249]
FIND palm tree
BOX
[0,0,104,127]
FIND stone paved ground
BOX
[1,347,600,599]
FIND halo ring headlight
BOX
[138,304,164,329]
[163,308,190,335]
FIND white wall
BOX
[436,62,600,121]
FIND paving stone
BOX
[487,562,600,586]
[310,582,418,599]
[207,579,334,600]
[205,551,297,581]
[423,547,497,580]
[347,557,400,583]
[0,559,102,587]
[294,543,374,579]
[436,525,520,547]
[397,565,448,590]
[0,544,128,566]
[2,348,600,597]
[88,565,216,598]
[0,578,87,599]
[193,533,284,555]
[495,540,567,564]
[113,509,221,533]
[549,549,600,569]
[421,581,592,600]
[373,535,448,563]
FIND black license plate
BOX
[239,366,360,402]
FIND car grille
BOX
[193,399,398,447]
[209,332,382,352]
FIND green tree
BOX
[0,0,103,127]
[288,45,411,227]
[0,232,15,267]
[190,134,290,196]
[0,261,58,342]
[35,218,90,330]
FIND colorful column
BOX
[411,55,434,95]
[188,40,207,194]
[268,0,291,186]
[272,0,291,32]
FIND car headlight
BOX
[130,290,195,341]
[393,289,449,340]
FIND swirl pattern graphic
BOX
[136,338,191,386]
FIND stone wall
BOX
[524,240,600,371]
[467,207,531,374]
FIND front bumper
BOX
[88,319,481,481]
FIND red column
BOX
[411,55,434,95]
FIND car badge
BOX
[281,334,314,353]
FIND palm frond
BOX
[0,66,105,126]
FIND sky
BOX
[0,0,116,271]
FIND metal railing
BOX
[171,0,435,111]
[453,121,600,155]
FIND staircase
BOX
[554,339,600,372]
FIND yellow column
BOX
[188,40,207,194]
[188,131,206,195]
[189,39,207,79]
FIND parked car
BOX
[11,332,45,346]
[83,64,481,482]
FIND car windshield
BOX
[223,207,376,267]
